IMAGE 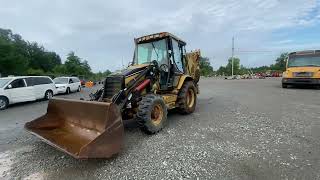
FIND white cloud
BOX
[274,39,294,45]
[0,0,319,71]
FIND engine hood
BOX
[112,64,149,77]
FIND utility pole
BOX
[231,36,234,77]
[121,57,124,70]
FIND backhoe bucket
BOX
[25,98,124,159]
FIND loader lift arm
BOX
[93,60,160,112]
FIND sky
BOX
[0,0,320,72]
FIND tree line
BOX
[0,28,111,80]
[216,53,287,76]
[199,52,288,77]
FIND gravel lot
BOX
[0,78,319,180]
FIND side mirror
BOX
[7,84,12,89]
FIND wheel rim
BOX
[151,104,163,126]
[186,88,195,108]
[0,99,6,109]
[47,92,52,99]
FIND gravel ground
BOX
[0,78,319,180]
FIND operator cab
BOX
[134,32,187,90]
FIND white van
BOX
[53,77,81,94]
[0,76,57,110]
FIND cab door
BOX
[172,39,184,73]
[171,39,185,88]
[5,78,35,103]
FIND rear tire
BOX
[0,97,9,110]
[177,81,197,114]
[282,83,288,88]
[137,94,168,134]
[77,86,81,92]
[44,90,53,100]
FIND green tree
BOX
[273,53,288,71]
[0,28,62,76]
[0,27,112,79]
[65,52,82,73]
[52,65,67,75]
[225,57,240,75]
[27,68,45,75]
[251,66,270,73]
[64,51,92,76]
[216,65,224,75]
[199,57,214,76]
[0,39,28,76]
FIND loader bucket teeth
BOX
[25,98,124,159]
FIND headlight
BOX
[282,72,288,77]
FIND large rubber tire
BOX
[282,83,288,88]
[77,86,81,92]
[0,96,9,110]
[177,81,197,114]
[137,94,168,134]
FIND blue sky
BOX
[0,0,319,72]
[236,21,320,68]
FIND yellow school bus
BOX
[282,50,320,88]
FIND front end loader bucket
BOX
[25,98,124,159]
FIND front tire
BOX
[282,83,288,88]
[77,86,81,92]
[177,81,197,114]
[44,90,53,100]
[0,97,9,110]
[137,94,168,134]
[66,87,71,94]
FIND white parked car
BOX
[53,77,81,94]
[0,76,57,110]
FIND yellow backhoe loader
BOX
[25,32,201,159]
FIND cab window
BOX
[135,39,168,65]
[172,39,184,72]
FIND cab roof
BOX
[135,32,186,45]
[289,50,320,56]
